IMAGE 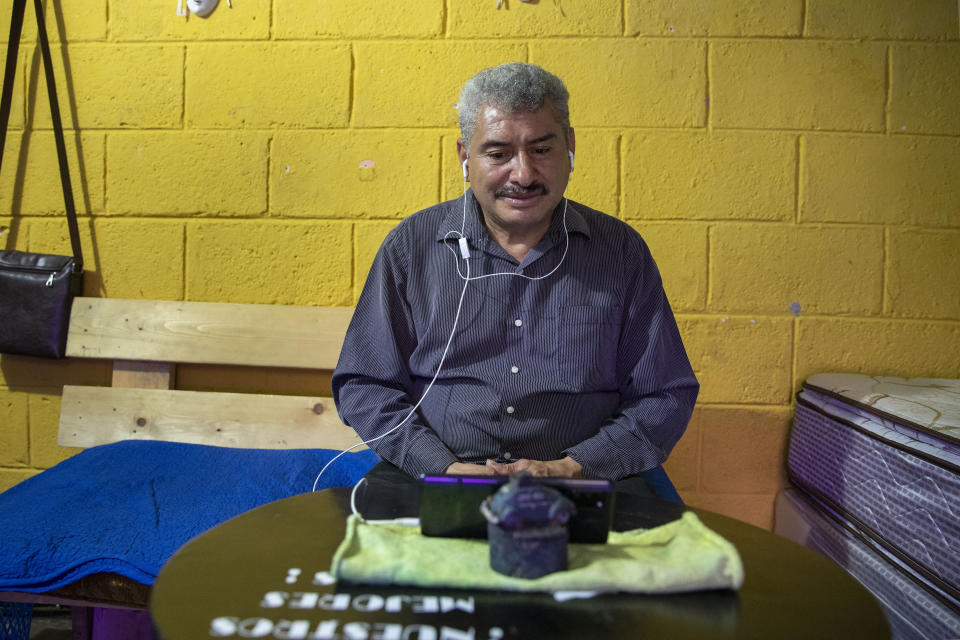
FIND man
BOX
[333,63,698,494]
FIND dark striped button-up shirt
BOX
[332,192,699,480]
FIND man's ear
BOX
[567,127,576,158]
[456,138,469,181]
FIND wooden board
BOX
[58,385,367,451]
[66,298,354,369]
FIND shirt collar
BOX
[436,190,590,250]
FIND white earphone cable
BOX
[312,256,472,495]
[446,162,571,282]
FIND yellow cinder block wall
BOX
[2,0,959,530]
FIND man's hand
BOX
[445,461,496,475]
[485,456,583,478]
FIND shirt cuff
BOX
[396,432,460,478]
[563,440,660,481]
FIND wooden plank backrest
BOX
[58,297,365,451]
[65,298,353,368]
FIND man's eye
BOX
[487,152,508,162]
[534,147,551,154]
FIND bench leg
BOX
[71,606,93,640]
[91,607,154,640]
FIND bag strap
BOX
[0,0,83,271]
[0,0,27,164]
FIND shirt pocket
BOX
[557,305,622,391]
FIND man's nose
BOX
[509,151,535,185]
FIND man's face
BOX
[457,101,574,241]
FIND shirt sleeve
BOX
[332,231,459,478]
[562,236,699,480]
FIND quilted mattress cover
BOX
[787,373,960,607]
[777,488,960,640]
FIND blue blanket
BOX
[0,441,379,592]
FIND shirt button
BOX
[514,318,523,327]
[506,406,515,414]
[510,365,519,374]
[503,452,512,460]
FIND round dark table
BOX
[151,479,889,639]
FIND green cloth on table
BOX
[331,511,744,594]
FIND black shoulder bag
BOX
[0,0,84,358]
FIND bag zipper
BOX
[0,262,66,287]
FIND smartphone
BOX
[418,474,614,544]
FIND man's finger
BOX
[485,459,512,474]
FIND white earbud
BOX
[462,160,468,179]
[569,151,575,172]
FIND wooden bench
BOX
[0,297,367,630]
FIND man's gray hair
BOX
[457,62,570,152]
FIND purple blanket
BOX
[0,441,378,592]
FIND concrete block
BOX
[33,44,182,129]
[802,134,960,228]
[712,41,886,131]
[807,0,959,40]
[891,43,960,136]
[9,0,107,41]
[28,392,78,468]
[185,220,353,306]
[0,132,104,215]
[627,0,802,36]
[796,318,960,381]
[0,468,39,494]
[275,0,442,38]
[355,221,400,302]
[186,43,350,128]
[271,130,439,219]
[565,129,619,216]
[0,389,28,466]
[112,0,270,40]
[354,42,526,128]
[627,222,707,312]
[662,407,700,492]
[710,224,884,316]
[887,229,960,319]
[59,6,107,42]
[624,131,795,222]
[450,1,620,37]
[533,40,706,128]
[441,132,467,203]
[677,314,793,404]
[0,48,24,129]
[107,132,268,216]
[700,406,791,494]
[29,217,185,300]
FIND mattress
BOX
[776,488,960,640]
[782,373,960,638]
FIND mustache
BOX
[495,183,548,198]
